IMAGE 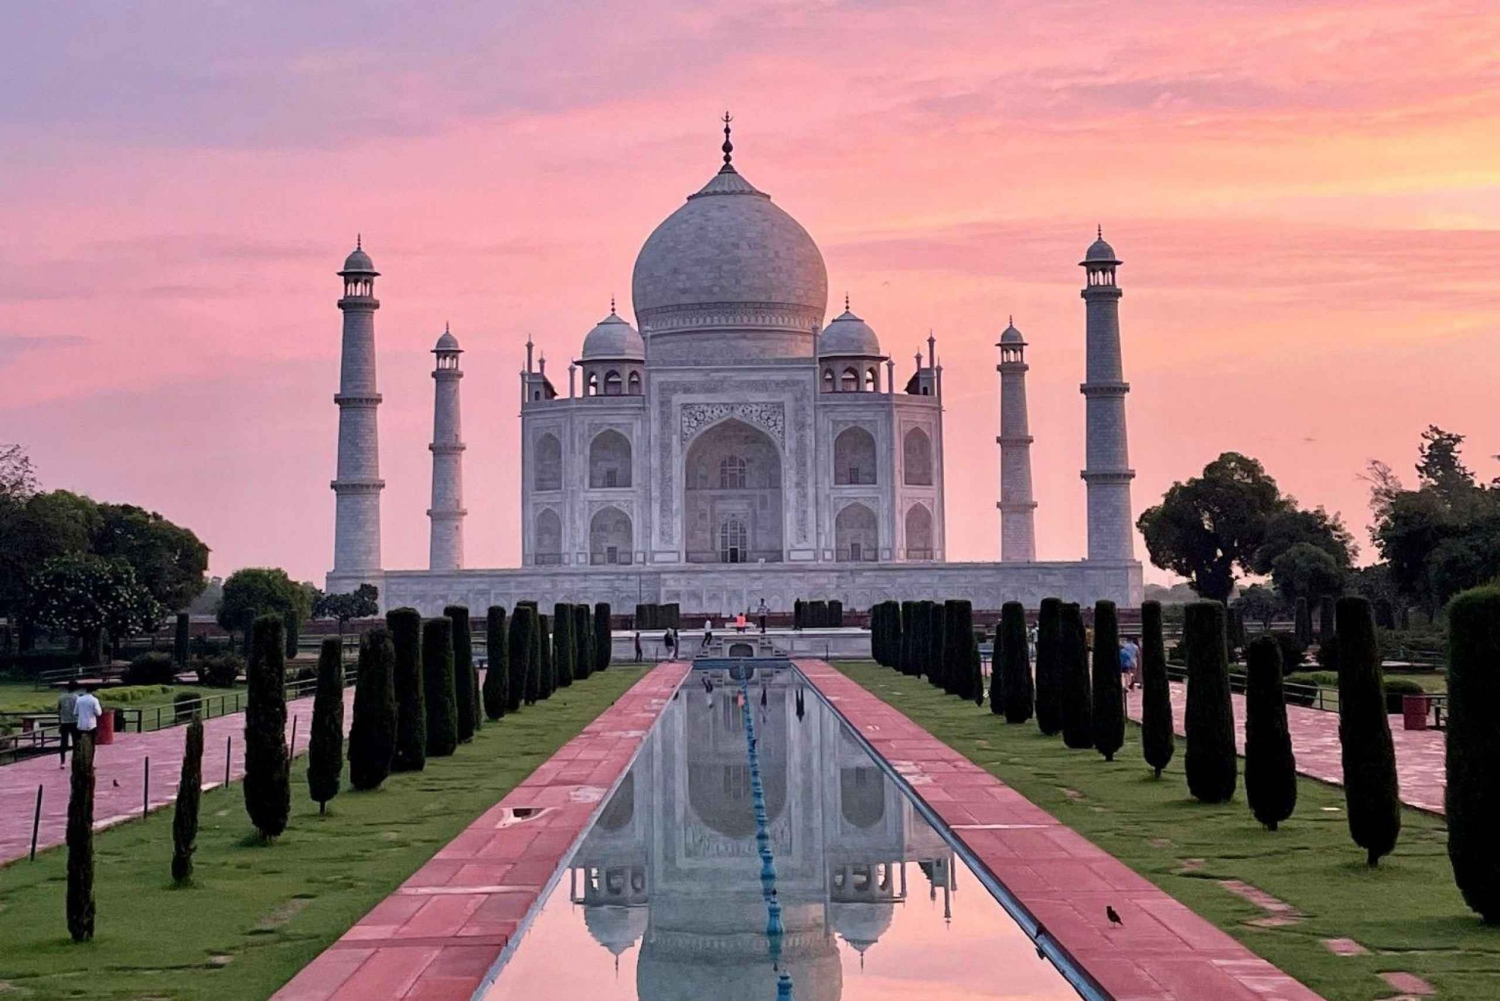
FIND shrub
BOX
[307,638,344,813]
[1034,598,1064,736]
[1336,596,1401,867]
[553,603,575,688]
[387,607,426,773]
[244,614,290,839]
[507,605,534,712]
[1294,597,1313,646]
[1272,632,1306,672]
[1059,602,1092,749]
[829,599,844,628]
[594,602,613,672]
[124,651,176,686]
[1245,636,1296,831]
[998,602,1033,723]
[422,617,458,757]
[1090,600,1124,761]
[199,653,242,688]
[1445,586,1500,922]
[67,730,96,941]
[1315,633,1340,671]
[174,611,190,666]
[1184,601,1237,804]
[1140,601,1174,778]
[172,717,203,883]
[348,627,397,791]
[445,606,476,742]
[927,601,945,686]
[482,606,508,720]
[574,604,595,682]
[794,599,805,630]
[173,691,199,722]
[942,600,974,699]
[899,601,917,676]
[1383,677,1426,714]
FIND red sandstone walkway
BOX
[799,659,1323,1001]
[0,687,353,866]
[1125,682,1446,814]
[270,660,689,1001]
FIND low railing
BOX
[1165,663,1335,712]
[589,552,635,566]
[683,550,785,564]
[836,549,880,562]
[904,548,934,561]
[534,553,565,566]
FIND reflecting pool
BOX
[482,665,1080,1000]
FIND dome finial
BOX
[444,320,450,334]
[610,295,616,316]
[721,110,734,166]
[844,291,850,311]
[356,232,362,250]
[1009,314,1013,326]
[1097,224,1102,240]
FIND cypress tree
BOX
[870,603,884,665]
[172,716,203,884]
[940,600,962,696]
[899,601,917,675]
[507,605,533,712]
[174,610,190,667]
[1139,601,1175,778]
[445,606,476,742]
[307,638,344,813]
[794,599,804,630]
[1034,598,1064,736]
[422,617,459,757]
[1091,600,1125,762]
[66,730,95,941]
[999,602,1033,723]
[1184,601,1237,804]
[1294,597,1313,647]
[524,607,543,705]
[482,606,509,720]
[1319,594,1337,646]
[283,609,300,661]
[574,604,594,682]
[929,601,946,688]
[348,627,397,791]
[1445,586,1500,922]
[1059,602,1093,750]
[554,603,576,687]
[830,599,844,628]
[387,607,426,772]
[1245,635,1296,831]
[594,602,612,672]
[1336,596,1400,866]
[950,601,976,699]
[971,630,984,707]
[882,602,897,667]
[244,614,291,839]
[541,614,559,699]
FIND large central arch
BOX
[683,418,784,564]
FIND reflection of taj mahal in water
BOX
[326,118,1142,614]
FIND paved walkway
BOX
[270,660,689,1001]
[0,688,352,865]
[1125,682,1446,814]
[800,659,1324,1001]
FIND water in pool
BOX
[481,665,1081,1000]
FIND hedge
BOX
[421,617,459,757]
[1183,601,1237,804]
[1090,600,1124,761]
[387,607,426,772]
[348,627,397,791]
[1059,602,1092,749]
[482,606,509,720]
[998,602,1032,723]
[1244,635,1296,831]
[506,605,535,713]
[1034,598,1064,737]
[574,604,595,682]
[67,730,96,941]
[594,602,612,672]
[1139,601,1175,778]
[444,606,476,742]
[553,603,576,688]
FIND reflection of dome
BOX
[584,905,648,957]
[830,901,894,954]
[637,939,842,1001]
[581,311,645,361]
[818,308,880,357]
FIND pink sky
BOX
[4,0,1499,585]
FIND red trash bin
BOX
[1402,694,1430,731]
[94,709,117,746]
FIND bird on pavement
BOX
[111,779,120,788]
[1106,905,1123,927]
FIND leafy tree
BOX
[0,442,38,500]
[66,730,96,941]
[1417,424,1475,502]
[218,568,311,648]
[553,603,576,688]
[1272,543,1346,607]
[91,503,209,611]
[244,614,291,840]
[507,605,536,713]
[1059,602,1092,749]
[1234,584,1283,631]
[445,606,476,741]
[1251,505,1355,576]
[482,606,509,720]
[998,602,1032,723]
[348,627,397,791]
[1445,586,1500,922]
[0,489,101,635]
[313,584,380,636]
[1336,597,1400,866]
[172,717,204,883]
[1244,636,1296,830]
[594,602,613,672]
[422,617,458,757]
[1090,601,1124,761]
[25,553,162,664]
[1139,601,1175,778]
[307,638,345,813]
[387,608,426,773]
[1183,601,1237,804]
[1034,598,1064,736]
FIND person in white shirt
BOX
[74,686,104,746]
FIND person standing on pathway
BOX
[757,598,768,634]
[56,680,80,768]
[74,684,103,746]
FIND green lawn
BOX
[836,661,1499,1001]
[0,666,647,1001]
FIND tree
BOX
[1272,543,1346,607]
[1244,636,1296,831]
[1090,600,1124,761]
[1137,453,1286,604]
[553,603,576,689]
[1445,586,1500,922]
[899,601,917,676]
[507,605,536,713]
[1417,424,1475,502]
[0,489,101,636]
[1034,598,1064,736]
[1235,584,1282,631]
[969,630,984,707]
[1251,505,1355,577]
[594,602,613,672]
[172,717,204,883]
[387,608,426,773]
[445,606,476,741]
[1183,601,1237,804]
[307,638,345,813]
[525,607,543,705]
[66,729,96,941]
[244,614,291,840]
[0,442,38,501]
[25,553,162,664]
[483,606,509,720]
[536,614,554,700]
[218,568,311,649]
[174,611,190,666]
[942,600,974,699]
[574,604,595,683]
[1336,596,1400,866]
[928,601,945,687]
[1318,594,1337,646]
[1294,597,1313,646]
[1059,602,1093,750]
[1139,601,1175,778]
[422,617,459,758]
[91,502,209,612]
[348,627,397,791]
[313,584,380,636]
[998,602,1032,723]
[283,608,300,660]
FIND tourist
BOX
[1118,638,1134,691]
[634,631,643,663]
[664,628,676,658]
[757,598,769,633]
[735,611,748,634]
[74,683,104,751]
[702,617,713,652]
[56,679,81,768]
[1124,635,1142,690]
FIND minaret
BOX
[1080,228,1135,561]
[996,317,1037,561]
[331,237,384,582]
[428,324,466,571]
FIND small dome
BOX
[818,307,880,357]
[830,901,895,953]
[999,317,1024,345]
[582,310,645,361]
[434,328,461,353]
[340,239,377,275]
[584,905,648,957]
[1082,228,1118,264]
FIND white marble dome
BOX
[1084,231,1119,263]
[999,318,1024,344]
[341,243,376,274]
[819,307,880,357]
[631,165,828,332]
[581,311,645,360]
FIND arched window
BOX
[589,430,632,488]
[835,502,878,562]
[534,433,562,491]
[627,371,641,395]
[841,367,859,392]
[535,508,563,564]
[586,372,599,396]
[904,503,933,560]
[720,455,746,489]
[822,369,835,393]
[604,370,622,396]
[903,428,933,486]
[719,517,747,563]
[589,506,633,565]
[833,427,877,485]
[865,368,877,392]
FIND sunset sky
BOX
[4,0,1499,585]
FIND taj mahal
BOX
[325,119,1142,616]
